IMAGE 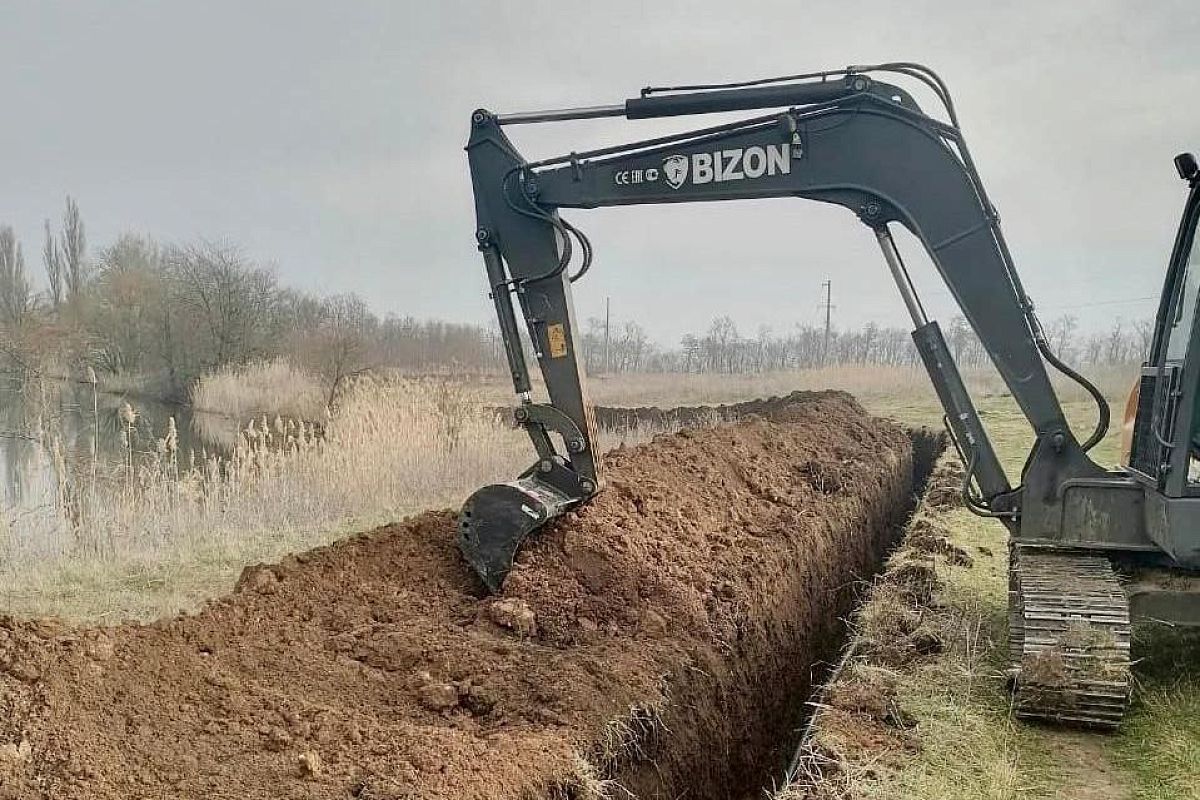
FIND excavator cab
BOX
[1127,152,1200,490]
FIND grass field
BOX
[817,391,1200,800]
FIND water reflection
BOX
[0,380,242,513]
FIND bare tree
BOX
[1048,314,1078,361]
[61,196,87,302]
[766,330,790,369]
[751,324,772,372]
[1132,318,1154,363]
[786,325,823,368]
[947,316,970,362]
[704,316,739,373]
[43,219,63,310]
[612,321,650,372]
[680,334,701,373]
[89,234,165,373]
[161,241,280,392]
[581,316,605,374]
[0,226,32,328]
[1105,319,1126,364]
[371,315,495,373]
[307,293,374,404]
[860,322,878,363]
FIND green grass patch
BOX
[1112,628,1200,799]
[848,391,1200,799]
[849,508,1063,799]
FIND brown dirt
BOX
[0,391,916,800]
[907,518,974,567]
[591,394,877,433]
[1047,732,1132,800]
[923,457,965,511]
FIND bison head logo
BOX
[663,155,688,190]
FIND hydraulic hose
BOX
[1036,337,1111,452]
[563,220,593,283]
[500,166,594,285]
[500,166,573,284]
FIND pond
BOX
[0,379,242,515]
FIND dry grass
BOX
[189,358,327,421]
[1,375,530,621]
[582,366,941,407]
[0,370,689,622]
[550,364,1137,410]
[1110,626,1200,799]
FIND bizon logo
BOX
[612,143,796,189]
[665,143,793,189]
[663,155,689,189]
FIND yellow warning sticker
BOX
[547,323,568,358]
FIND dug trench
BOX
[0,391,941,800]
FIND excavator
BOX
[456,63,1200,728]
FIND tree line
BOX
[576,313,1152,375]
[0,198,1152,403]
[0,199,496,401]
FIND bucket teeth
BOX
[1009,550,1132,730]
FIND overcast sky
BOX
[3,1,1197,344]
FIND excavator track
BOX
[1009,550,1132,729]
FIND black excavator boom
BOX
[457,62,1200,728]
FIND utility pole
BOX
[604,296,611,375]
[821,280,833,366]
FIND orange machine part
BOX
[1119,378,1140,468]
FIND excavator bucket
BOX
[458,474,576,592]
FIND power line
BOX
[1038,295,1159,312]
[896,285,1158,315]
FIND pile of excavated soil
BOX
[0,391,915,800]
[591,393,851,431]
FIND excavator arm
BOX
[459,64,1120,590]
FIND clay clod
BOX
[298,750,322,778]
[417,673,461,712]
[488,598,537,637]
